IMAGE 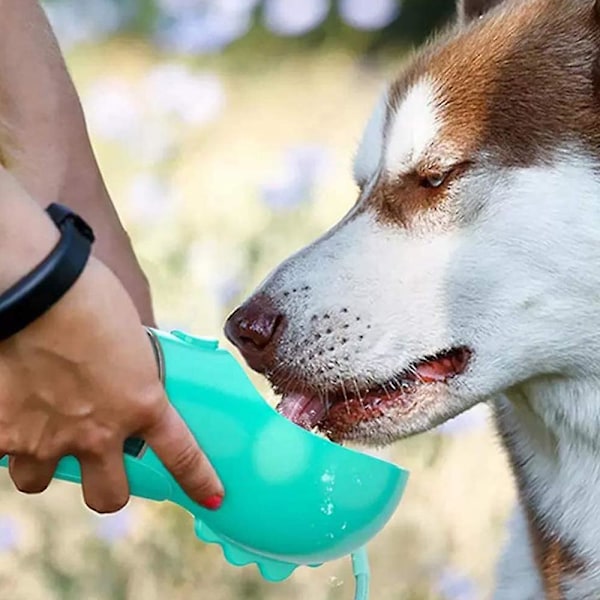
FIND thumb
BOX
[142,403,224,509]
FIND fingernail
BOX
[201,494,223,511]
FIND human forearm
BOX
[0,167,59,291]
[0,0,156,325]
[58,151,157,327]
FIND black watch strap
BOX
[0,203,95,341]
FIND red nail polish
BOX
[201,494,223,510]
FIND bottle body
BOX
[0,328,409,580]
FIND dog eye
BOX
[420,171,448,189]
[418,162,471,190]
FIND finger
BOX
[142,404,224,509]
[79,450,129,514]
[8,454,58,493]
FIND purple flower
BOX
[263,0,330,36]
[436,404,489,436]
[84,79,141,143]
[0,516,19,552]
[285,144,332,183]
[339,0,401,31]
[156,5,252,54]
[158,0,260,17]
[95,507,133,543]
[127,174,174,223]
[261,144,331,212]
[144,65,226,125]
[219,0,261,14]
[261,170,310,212]
[436,568,479,600]
[42,0,124,50]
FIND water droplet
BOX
[320,502,334,516]
[321,471,335,485]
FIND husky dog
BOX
[225,1,600,597]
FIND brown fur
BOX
[528,522,584,600]
[361,0,600,231]
[367,163,471,227]
[368,0,600,230]
[391,0,600,166]
[459,0,507,22]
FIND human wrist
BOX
[0,201,97,344]
[0,174,60,293]
[14,255,145,358]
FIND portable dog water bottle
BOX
[0,328,409,596]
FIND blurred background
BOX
[0,1,516,598]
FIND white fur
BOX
[353,89,389,187]
[265,209,461,376]
[493,503,543,599]
[494,377,600,599]
[385,78,441,175]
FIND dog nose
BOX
[224,296,283,372]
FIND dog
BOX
[224,0,600,597]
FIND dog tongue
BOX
[276,392,328,430]
[415,355,458,382]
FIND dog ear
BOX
[457,0,505,23]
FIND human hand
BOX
[0,256,224,513]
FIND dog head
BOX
[225,0,600,445]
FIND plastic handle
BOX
[0,454,173,502]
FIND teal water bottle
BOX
[0,328,409,591]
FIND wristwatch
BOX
[0,203,95,341]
